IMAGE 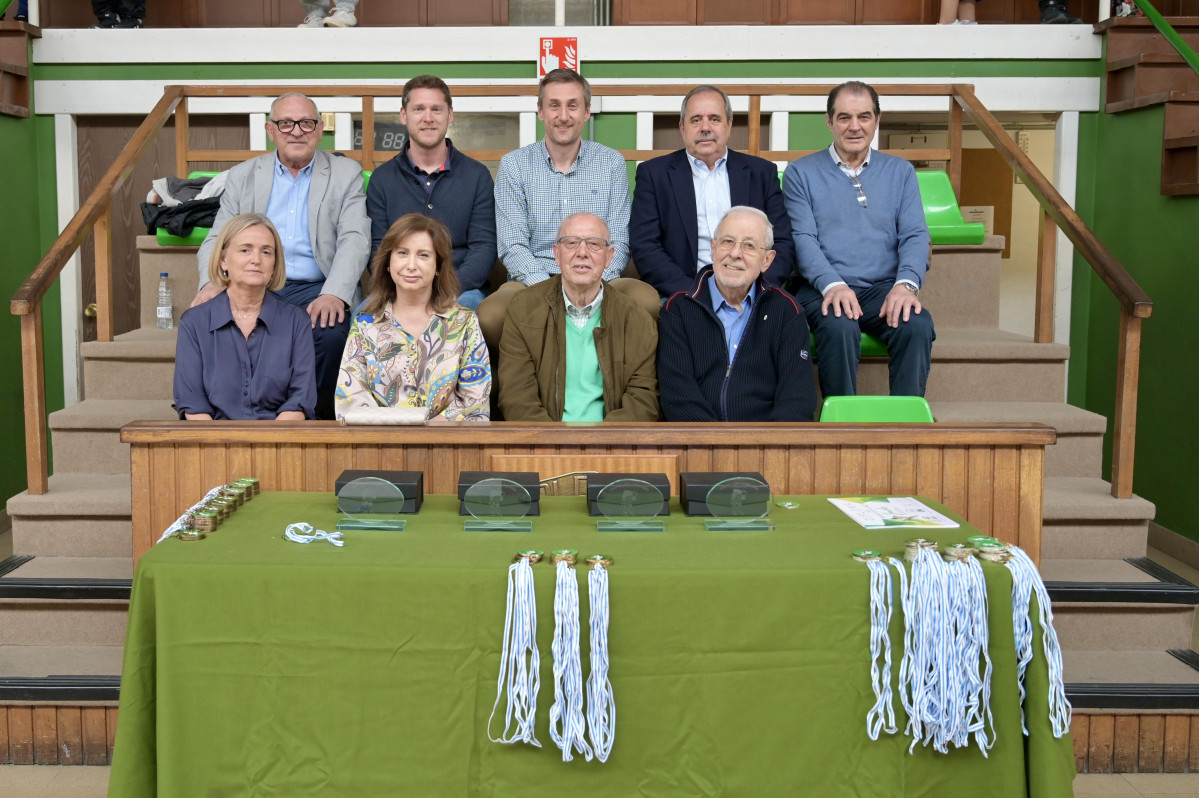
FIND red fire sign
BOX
[539,37,579,78]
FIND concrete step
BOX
[5,474,131,559]
[81,328,176,401]
[1044,557,1198,652]
[0,555,131,649]
[930,401,1106,478]
[1041,477,1156,560]
[855,327,1069,402]
[49,399,177,475]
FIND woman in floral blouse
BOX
[335,214,491,421]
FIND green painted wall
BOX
[1075,103,1199,540]
[1,86,64,497]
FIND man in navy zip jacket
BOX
[657,206,817,422]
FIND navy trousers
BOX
[796,281,936,398]
[273,279,351,421]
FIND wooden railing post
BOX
[747,94,761,157]
[94,206,114,342]
[949,94,962,198]
[1034,209,1057,344]
[361,94,375,172]
[20,308,48,494]
[175,95,189,179]
[1111,310,1142,498]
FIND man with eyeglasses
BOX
[657,206,817,422]
[365,75,496,310]
[497,213,659,422]
[782,80,935,398]
[630,85,795,300]
[195,92,370,419]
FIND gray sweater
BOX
[782,148,930,294]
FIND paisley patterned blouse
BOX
[335,302,491,421]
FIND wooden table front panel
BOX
[125,421,1050,564]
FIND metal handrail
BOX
[10,83,1151,498]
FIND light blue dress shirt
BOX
[266,154,322,282]
[690,149,731,270]
[708,274,756,362]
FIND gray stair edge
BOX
[929,401,1107,433]
[1043,477,1157,521]
[6,474,132,517]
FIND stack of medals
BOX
[178,478,259,541]
[903,538,938,563]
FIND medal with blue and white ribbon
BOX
[548,550,593,762]
[488,550,543,748]
[585,554,615,762]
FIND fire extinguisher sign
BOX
[539,37,578,78]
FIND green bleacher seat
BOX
[818,395,935,423]
[916,170,985,246]
[810,331,888,358]
[154,169,374,247]
[777,169,985,246]
[155,172,220,247]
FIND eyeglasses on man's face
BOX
[556,236,610,253]
[271,118,320,134]
[714,236,763,256]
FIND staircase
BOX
[1101,16,1199,194]
[0,225,1190,769]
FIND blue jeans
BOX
[273,279,352,420]
[796,281,936,398]
[457,289,486,311]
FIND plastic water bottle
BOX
[156,272,173,330]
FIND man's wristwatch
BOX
[899,282,920,297]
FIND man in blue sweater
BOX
[783,81,935,398]
[658,206,817,422]
[366,75,496,310]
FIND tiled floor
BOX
[1,767,1199,797]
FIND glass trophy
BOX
[704,476,774,531]
[463,477,533,532]
[595,478,666,532]
[336,476,407,531]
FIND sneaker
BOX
[297,12,326,27]
[1041,4,1083,23]
[111,16,143,28]
[89,13,118,28]
[15,14,28,21]
[323,7,357,27]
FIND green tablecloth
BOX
[109,493,1074,797]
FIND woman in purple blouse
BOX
[174,213,317,420]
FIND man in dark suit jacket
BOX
[630,85,795,299]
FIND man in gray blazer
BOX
[194,92,370,419]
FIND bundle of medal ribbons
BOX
[853,537,1071,755]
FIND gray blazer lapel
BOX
[308,150,331,258]
[253,154,274,212]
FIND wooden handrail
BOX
[950,84,1152,498]
[10,81,1151,502]
[951,84,1153,322]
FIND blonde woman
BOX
[336,214,490,421]
[174,213,316,420]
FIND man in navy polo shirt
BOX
[366,75,496,310]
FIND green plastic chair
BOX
[818,395,935,423]
[155,172,220,247]
[810,331,888,359]
[155,170,374,247]
[779,169,985,246]
[916,171,985,246]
